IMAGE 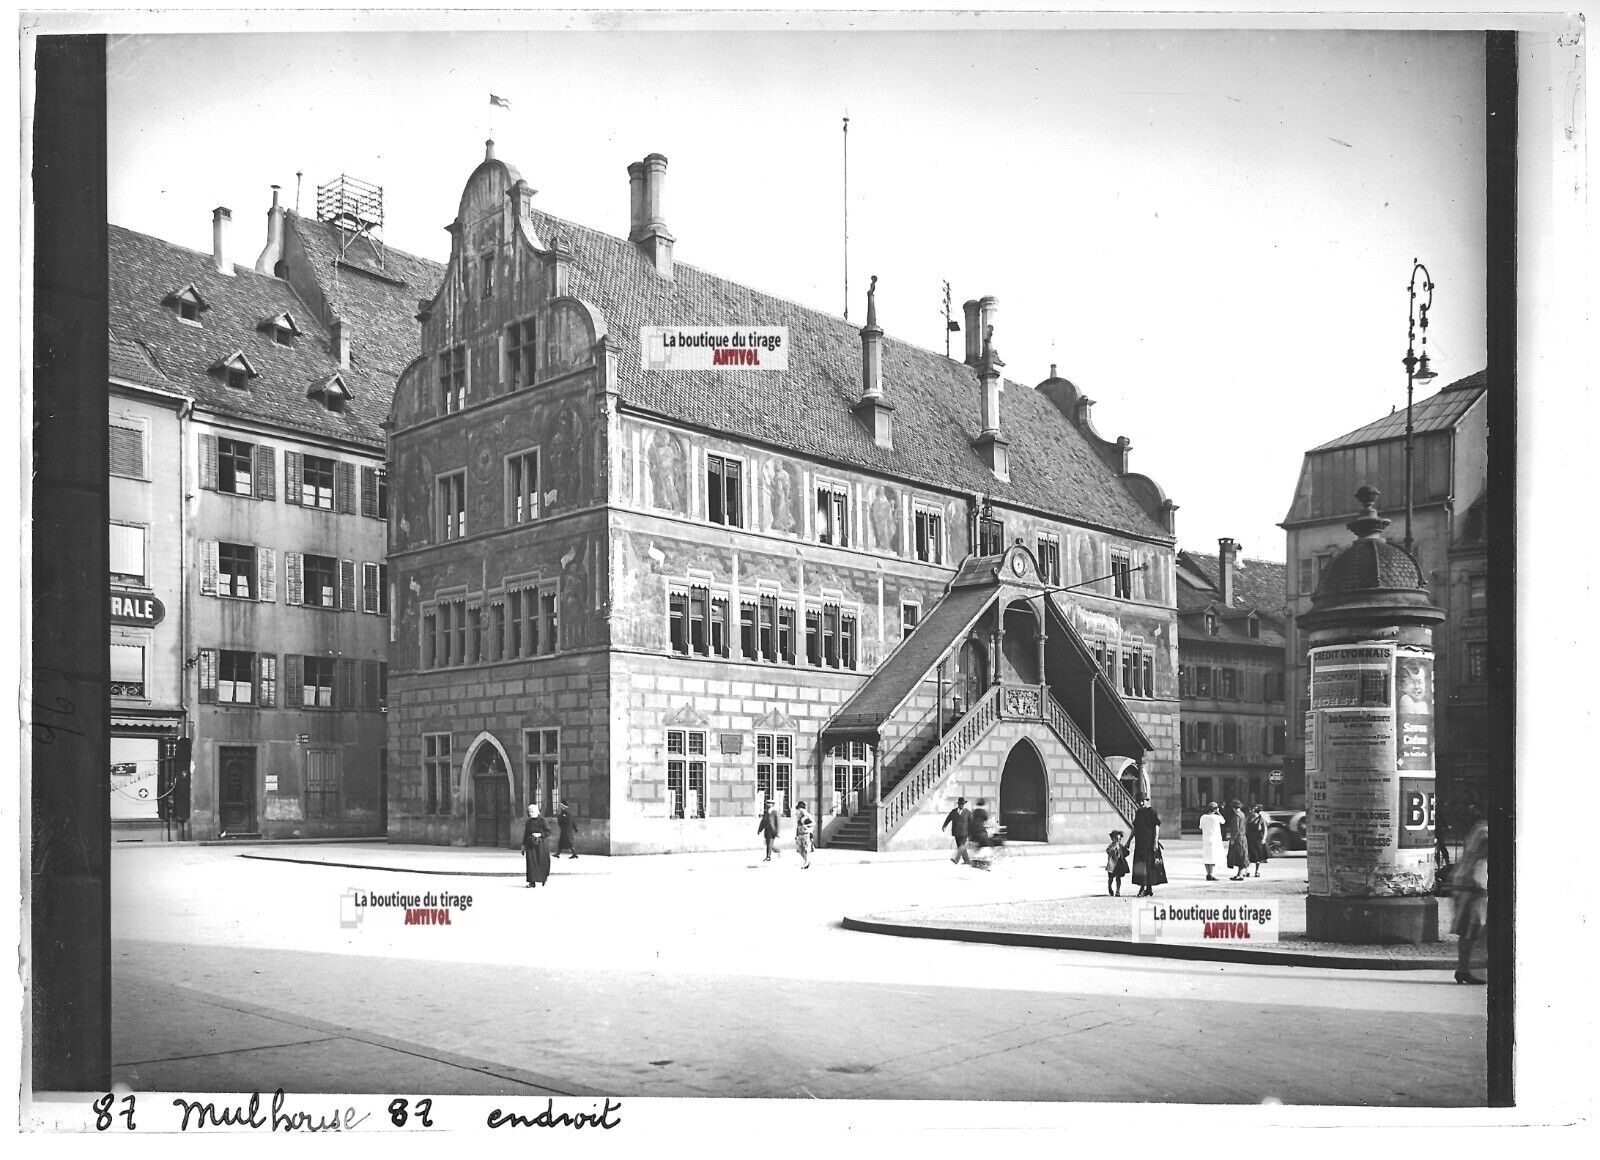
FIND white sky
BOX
[104,22,1488,563]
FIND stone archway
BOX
[999,739,1049,842]
[462,732,516,848]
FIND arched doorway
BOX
[999,740,1048,842]
[959,638,989,711]
[1001,600,1040,684]
[467,736,514,848]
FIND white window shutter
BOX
[199,434,217,490]
[286,552,304,606]
[284,451,303,505]
[200,540,218,596]
[258,547,276,603]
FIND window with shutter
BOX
[198,648,217,703]
[110,524,146,584]
[285,552,304,605]
[361,466,378,518]
[257,654,277,708]
[258,548,276,603]
[336,461,356,514]
[284,451,303,505]
[362,563,380,613]
[255,445,275,501]
[339,560,356,610]
[336,658,357,710]
[110,424,145,478]
[362,660,380,712]
[199,433,218,490]
[200,540,219,596]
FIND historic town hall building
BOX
[386,144,1183,853]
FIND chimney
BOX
[1218,537,1238,606]
[330,318,351,368]
[978,296,998,348]
[969,317,1009,481]
[851,275,894,449]
[212,206,234,276]
[629,153,675,279]
[255,186,285,276]
[962,299,982,365]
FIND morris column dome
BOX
[1297,486,1445,634]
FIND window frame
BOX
[301,454,336,510]
[815,481,851,547]
[706,452,745,528]
[1036,533,1062,586]
[506,448,541,525]
[524,728,560,813]
[109,522,147,586]
[1110,549,1133,599]
[109,640,146,698]
[665,729,708,819]
[217,649,256,705]
[439,344,468,414]
[300,655,336,709]
[438,470,467,541]
[216,437,255,496]
[423,732,453,815]
[914,505,945,565]
[506,318,537,389]
[302,553,338,609]
[978,516,1005,556]
[109,421,148,481]
[218,541,257,599]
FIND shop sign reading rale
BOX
[110,591,165,626]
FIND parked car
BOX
[1264,809,1306,853]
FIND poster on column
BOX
[1306,642,1433,897]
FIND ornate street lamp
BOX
[1401,260,1439,555]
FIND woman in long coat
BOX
[1226,800,1250,880]
[1127,798,1163,897]
[1246,804,1271,877]
[521,803,551,888]
[1198,802,1225,880]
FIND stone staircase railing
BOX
[876,684,1001,845]
[1043,691,1137,824]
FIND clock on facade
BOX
[1010,555,1025,577]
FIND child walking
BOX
[1106,829,1130,896]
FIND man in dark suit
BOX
[555,799,579,859]
[942,796,971,864]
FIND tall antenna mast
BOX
[843,113,850,320]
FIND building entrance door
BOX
[960,638,989,712]
[218,746,256,834]
[470,744,512,847]
[999,742,1048,842]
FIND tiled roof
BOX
[285,213,445,383]
[1176,550,1287,616]
[529,208,1171,541]
[1311,370,1486,451]
[109,333,166,384]
[1176,607,1285,649]
[108,224,434,448]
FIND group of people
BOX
[1101,797,1268,896]
[1196,800,1271,881]
[519,800,581,887]
[940,797,1002,869]
[757,797,816,868]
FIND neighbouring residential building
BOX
[1175,539,1288,830]
[106,183,441,839]
[386,142,1183,854]
[1281,370,1488,818]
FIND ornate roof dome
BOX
[1299,486,1444,631]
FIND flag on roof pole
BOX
[490,93,511,108]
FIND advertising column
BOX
[1306,642,1435,899]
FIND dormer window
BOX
[209,351,258,389]
[257,311,302,347]
[1205,611,1219,636]
[162,285,209,325]
[308,372,352,414]
[1246,613,1261,639]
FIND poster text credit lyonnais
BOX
[641,326,789,371]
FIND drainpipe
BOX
[1089,674,1097,749]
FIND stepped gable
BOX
[285,211,445,382]
[527,207,1171,543]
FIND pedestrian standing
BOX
[555,798,579,859]
[1127,797,1164,897]
[794,801,815,869]
[1452,812,1488,985]
[1226,799,1250,880]
[1105,830,1129,896]
[942,796,971,864]
[757,797,781,861]
[1198,802,1224,880]
[968,798,992,870]
[1246,803,1270,877]
[520,803,551,888]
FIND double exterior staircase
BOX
[870,683,1137,850]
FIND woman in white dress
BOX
[1198,801,1225,881]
